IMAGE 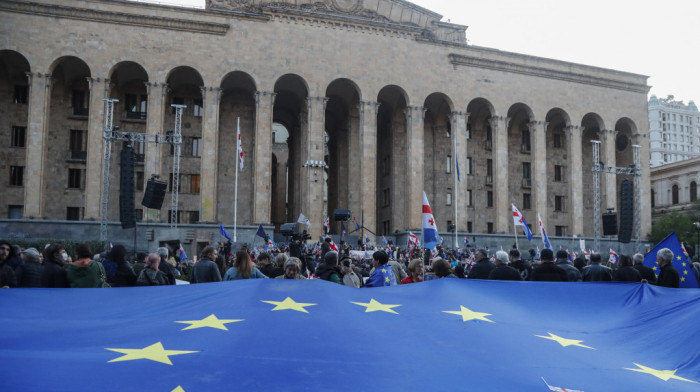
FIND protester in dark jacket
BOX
[612,254,642,282]
[315,251,342,283]
[489,251,523,281]
[41,243,69,288]
[509,249,532,281]
[467,249,495,279]
[582,253,613,282]
[0,241,22,270]
[531,249,567,282]
[137,253,170,286]
[655,248,679,288]
[101,245,137,287]
[15,248,44,287]
[0,241,18,288]
[555,250,582,282]
[632,253,657,284]
[192,246,225,283]
[156,247,176,285]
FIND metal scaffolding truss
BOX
[100,99,185,242]
[591,141,642,250]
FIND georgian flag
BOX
[324,217,330,233]
[407,232,419,249]
[538,213,553,249]
[511,204,533,241]
[179,243,187,261]
[609,249,619,265]
[236,120,244,170]
[329,239,339,252]
[422,191,440,249]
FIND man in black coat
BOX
[632,253,657,284]
[467,249,495,279]
[612,254,642,282]
[509,249,533,281]
[582,253,613,282]
[555,250,582,282]
[488,251,523,281]
[655,248,680,288]
[531,249,567,282]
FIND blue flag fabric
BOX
[255,224,268,241]
[520,216,534,241]
[1,280,699,391]
[643,232,699,289]
[456,156,460,182]
[219,224,232,242]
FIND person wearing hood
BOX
[41,243,69,288]
[67,244,107,288]
[0,240,17,288]
[101,244,137,287]
[314,251,342,283]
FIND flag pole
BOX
[453,129,458,251]
[513,215,519,249]
[234,116,240,243]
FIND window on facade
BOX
[447,189,452,205]
[467,221,472,233]
[125,94,147,119]
[446,123,451,138]
[487,222,494,234]
[188,211,200,224]
[521,129,531,152]
[466,122,471,139]
[446,155,452,173]
[467,189,472,206]
[672,185,679,205]
[8,205,23,219]
[10,166,24,186]
[11,126,26,147]
[487,191,493,207]
[553,132,565,149]
[383,220,391,236]
[466,157,473,175]
[691,182,697,202]
[554,165,566,182]
[522,162,531,179]
[72,90,88,116]
[69,130,86,159]
[555,195,567,212]
[135,171,144,191]
[555,226,568,237]
[169,173,180,193]
[193,99,203,117]
[66,207,81,221]
[523,193,531,210]
[192,137,202,157]
[381,156,390,177]
[190,174,200,194]
[383,188,391,207]
[67,168,83,189]
[486,159,493,177]
[13,85,28,104]
[171,97,185,113]
[167,210,184,224]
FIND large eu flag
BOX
[1,279,699,391]
[644,232,699,288]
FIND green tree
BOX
[649,212,695,245]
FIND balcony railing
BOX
[66,150,87,161]
[522,178,532,188]
[125,111,147,120]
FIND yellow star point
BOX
[682,262,687,267]
[681,277,686,282]
[175,314,243,331]
[350,298,401,314]
[381,268,388,273]
[172,387,186,392]
[625,363,698,383]
[683,270,688,275]
[443,305,494,323]
[535,333,595,349]
[106,342,197,365]
[261,297,317,313]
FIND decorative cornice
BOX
[0,1,229,35]
[448,53,650,94]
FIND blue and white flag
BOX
[538,213,552,249]
[422,191,440,249]
[178,243,187,261]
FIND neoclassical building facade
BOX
[0,0,651,241]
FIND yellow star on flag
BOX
[677,255,682,260]
[172,387,185,392]
[261,297,317,313]
[681,277,686,282]
[653,266,658,271]
[682,262,687,267]
[443,305,494,323]
[683,270,688,275]
[106,342,197,365]
[175,314,243,331]
[350,299,401,314]
[625,363,698,383]
[535,332,595,349]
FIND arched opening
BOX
[44,56,92,220]
[273,74,308,225]
[691,181,697,202]
[0,50,31,218]
[546,108,571,235]
[376,85,408,235]
[507,103,534,227]
[651,189,655,208]
[325,78,360,235]
[672,184,679,205]
[164,66,204,224]
[218,71,257,225]
[581,113,605,237]
[466,98,495,233]
[423,92,454,231]
[271,123,290,228]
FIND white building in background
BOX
[649,95,700,167]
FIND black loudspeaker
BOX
[602,213,618,236]
[618,179,634,244]
[119,146,136,229]
[141,178,168,210]
[280,223,298,236]
[334,209,351,221]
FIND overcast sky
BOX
[136,0,699,103]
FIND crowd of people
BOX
[1,237,699,289]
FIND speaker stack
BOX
[618,179,634,244]
[119,145,136,229]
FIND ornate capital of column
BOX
[254,90,276,106]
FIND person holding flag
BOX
[421,191,440,250]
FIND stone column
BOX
[491,115,510,233]
[199,86,222,223]
[359,101,379,242]
[450,111,469,230]
[602,129,618,211]
[253,91,276,224]
[84,77,110,220]
[567,125,584,236]
[144,82,167,221]
[530,120,548,229]
[638,132,652,238]
[23,72,52,218]
[304,96,328,239]
[405,105,425,231]
[347,108,362,227]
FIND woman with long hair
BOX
[224,249,267,280]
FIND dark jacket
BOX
[488,264,523,281]
[41,259,69,288]
[0,262,17,288]
[259,264,284,279]
[468,260,496,280]
[613,265,642,282]
[190,258,223,284]
[633,264,657,284]
[556,260,582,282]
[656,263,680,288]
[158,258,176,285]
[531,262,568,282]
[315,264,341,284]
[101,258,137,287]
[15,261,44,288]
[67,261,106,288]
[510,259,533,281]
[582,263,613,282]
[137,268,170,286]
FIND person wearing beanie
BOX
[275,257,307,279]
[531,248,567,282]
